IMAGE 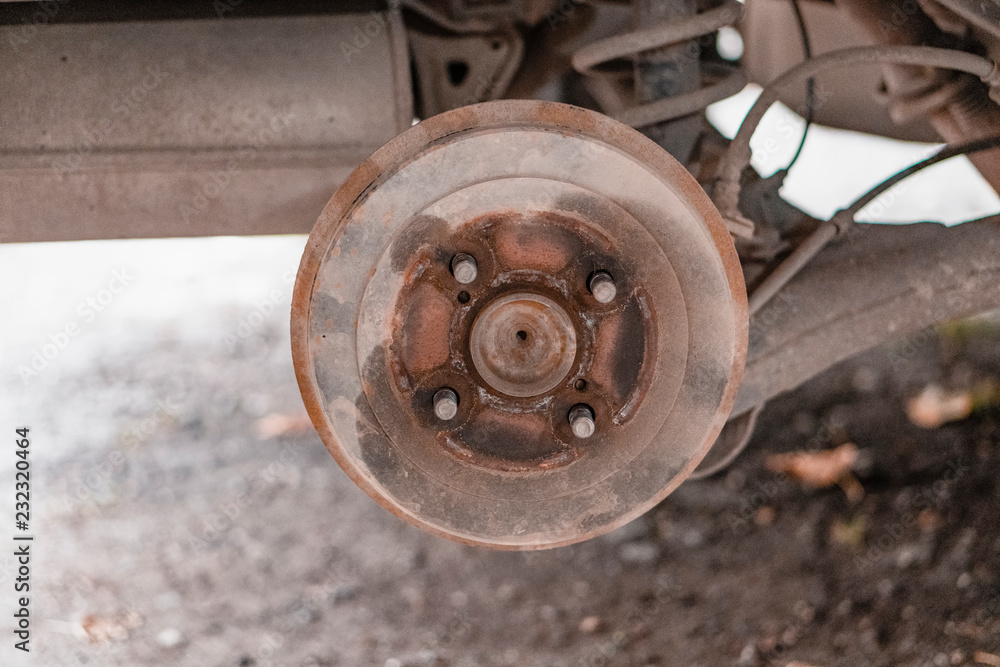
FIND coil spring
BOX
[571,0,747,130]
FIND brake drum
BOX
[291,101,747,549]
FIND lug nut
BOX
[451,253,478,284]
[568,404,595,439]
[588,271,616,303]
[433,388,459,421]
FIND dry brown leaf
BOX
[766,443,859,489]
[975,651,1000,667]
[80,610,143,643]
[906,384,973,429]
[254,412,313,439]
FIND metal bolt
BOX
[433,388,459,421]
[588,271,616,303]
[451,253,478,284]
[568,404,595,439]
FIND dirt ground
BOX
[2,241,999,667]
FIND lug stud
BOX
[433,388,459,421]
[451,253,478,284]
[588,271,616,303]
[568,404,595,439]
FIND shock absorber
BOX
[572,0,746,161]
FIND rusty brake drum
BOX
[291,101,747,549]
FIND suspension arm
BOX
[733,215,1000,417]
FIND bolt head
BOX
[451,254,478,284]
[589,272,616,303]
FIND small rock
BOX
[793,600,815,624]
[896,538,933,569]
[333,583,360,603]
[619,541,659,564]
[156,628,184,649]
[753,506,775,526]
[579,616,601,634]
[680,528,705,549]
[389,650,437,667]
[737,641,757,667]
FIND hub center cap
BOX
[470,292,577,398]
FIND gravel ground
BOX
[1,237,998,667]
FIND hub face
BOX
[292,101,747,549]
[470,292,577,399]
[360,201,676,478]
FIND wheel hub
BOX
[292,100,747,549]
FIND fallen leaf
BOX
[80,610,143,643]
[255,412,313,439]
[906,384,972,429]
[975,651,1000,667]
[767,443,859,488]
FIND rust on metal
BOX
[379,208,655,472]
[291,100,747,549]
